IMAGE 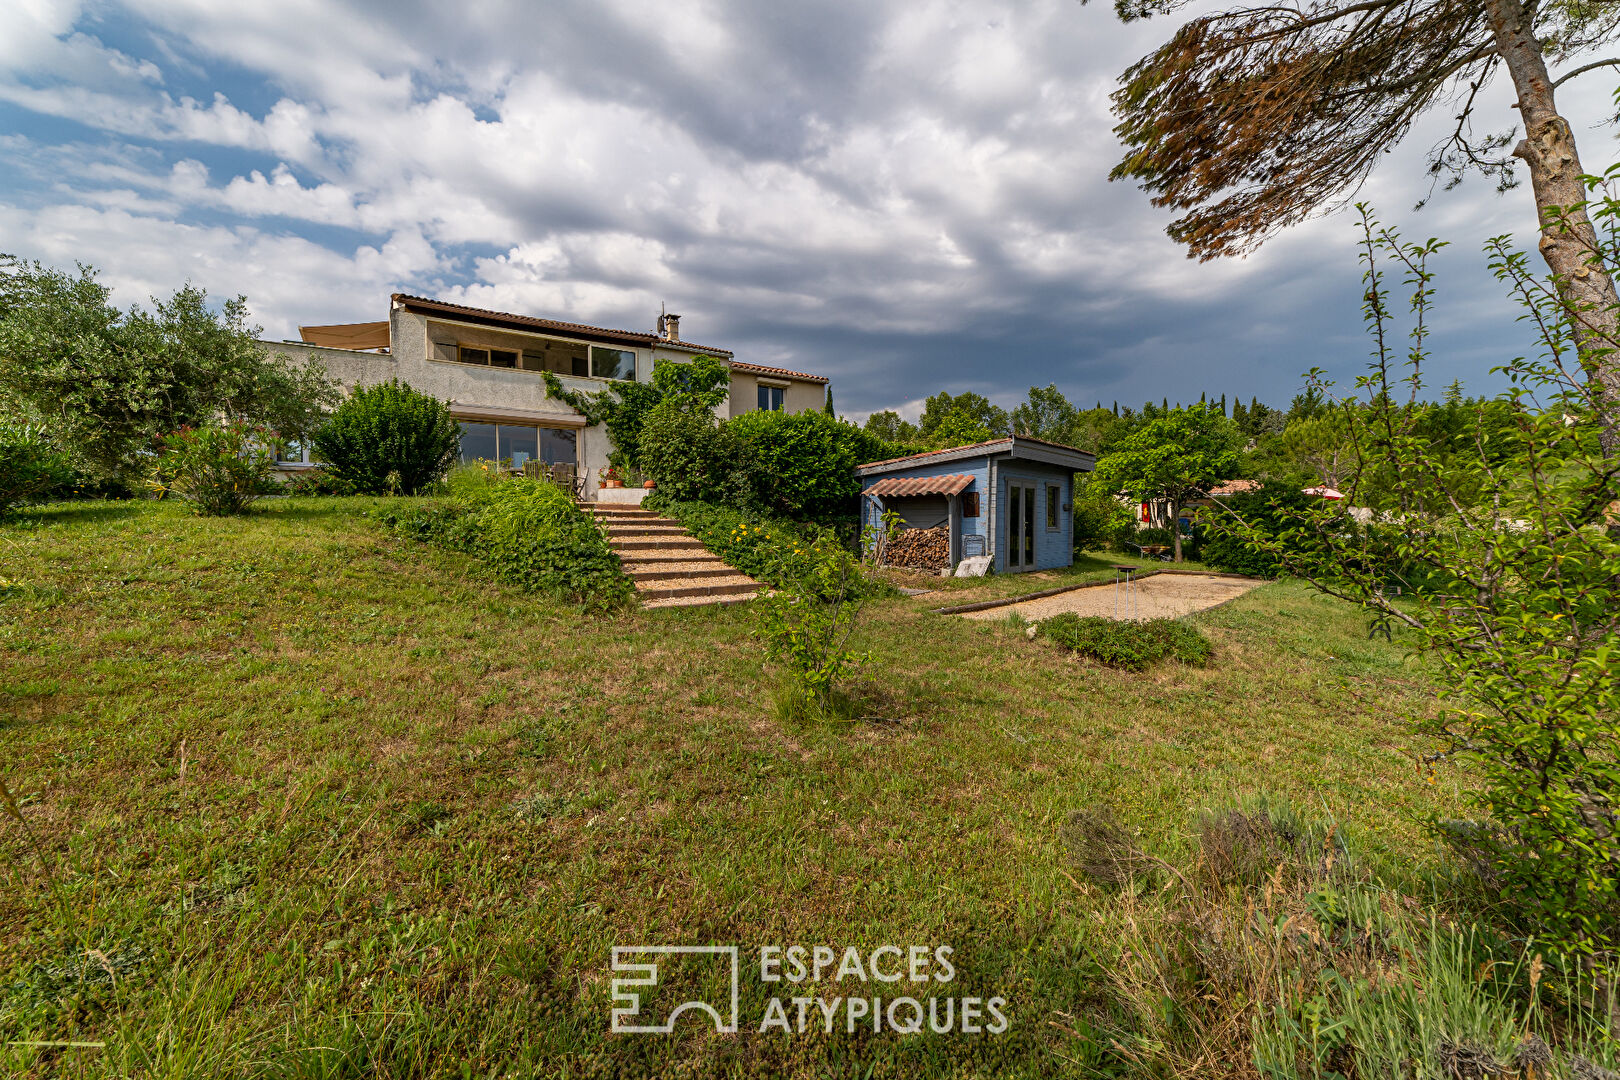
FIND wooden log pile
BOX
[884,526,950,571]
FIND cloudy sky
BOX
[3,0,1617,421]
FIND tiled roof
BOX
[864,473,975,498]
[729,360,828,384]
[392,293,735,357]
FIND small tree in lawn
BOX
[1092,400,1240,561]
[1212,206,1620,972]
[312,380,459,495]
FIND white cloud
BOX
[1,0,1615,409]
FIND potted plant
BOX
[600,465,623,489]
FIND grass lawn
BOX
[0,498,1462,1078]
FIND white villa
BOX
[267,294,829,496]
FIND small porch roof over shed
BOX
[864,473,975,498]
[857,435,1096,476]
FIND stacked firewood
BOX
[883,526,951,571]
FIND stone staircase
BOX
[583,503,763,609]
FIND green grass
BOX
[0,498,1465,1078]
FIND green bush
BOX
[0,422,73,517]
[724,409,881,524]
[380,478,632,611]
[1198,487,1316,577]
[637,399,744,504]
[312,380,460,495]
[1038,613,1212,671]
[157,422,276,516]
[753,541,871,720]
[1072,479,1135,552]
[646,497,838,587]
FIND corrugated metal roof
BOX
[865,473,975,498]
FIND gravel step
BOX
[641,591,759,610]
[636,577,760,601]
[626,564,738,581]
[601,525,688,536]
[610,537,708,552]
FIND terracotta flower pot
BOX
[603,479,622,489]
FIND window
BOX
[432,340,457,362]
[540,427,577,465]
[457,422,577,466]
[1046,484,1059,530]
[489,349,518,369]
[962,491,979,518]
[502,425,538,469]
[590,346,636,380]
[758,385,784,411]
[277,440,308,465]
[458,422,498,462]
[458,346,489,365]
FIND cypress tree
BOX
[823,386,835,416]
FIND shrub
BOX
[753,541,871,719]
[157,422,276,516]
[1198,486,1315,576]
[637,399,743,504]
[380,478,632,611]
[724,409,882,523]
[0,423,73,517]
[312,380,459,495]
[647,497,842,588]
[1072,479,1135,552]
[1038,613,1212,670]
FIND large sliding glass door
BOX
[457,422,577,468]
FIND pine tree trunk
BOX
[1486,0,1620,456]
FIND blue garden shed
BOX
[856,437,1096,573]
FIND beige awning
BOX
[299,321,390,350]
[449,404,586,428]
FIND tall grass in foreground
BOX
[1070,799,1618,1077]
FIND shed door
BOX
[1007,483,1036,569]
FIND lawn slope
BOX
[0,499,1457,1078]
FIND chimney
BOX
[663,313,681,341]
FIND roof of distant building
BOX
[391,293,736,357]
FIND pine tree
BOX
[1112,401,1119,416]
[1220,392,1226,416]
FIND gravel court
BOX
[958,572,1264,623]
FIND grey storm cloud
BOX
[2,0,1616,421]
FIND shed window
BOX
[1046,484,1059,530]
[962,492,980,518]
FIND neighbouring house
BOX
[857,437,1096,573]
[266,295,829,496]
[1135,479,1261,531]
